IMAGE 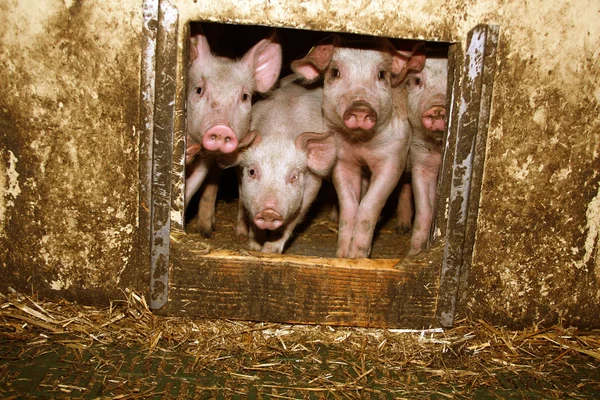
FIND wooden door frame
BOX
[138,1,499,328]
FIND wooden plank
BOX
[149,1,179,309]
[435,25,499,328]
[156,236,442,329]
[459,25,500,305]
[137,0,159,280]
[432,42,462,247]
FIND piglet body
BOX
[184,33,282,235]
[292,37,417,258]
[400,55,448,254]
[237,80,336,254]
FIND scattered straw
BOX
[0,288,598,398]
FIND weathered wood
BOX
[458,25,499,308]
[149,0,179,309]
[435,25,499,328]
[169,19,189,233]
[156,237,442,329]
[432,42,462,247]
[138,0,159,282]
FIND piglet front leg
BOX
[333,164,363,258]
[348,161,404,258]
[190,168,221,237]
[396,180,414,234]
[409,155,441,254]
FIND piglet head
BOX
[187,33,282,156]
[291,36,419,137]
[402,46,448,135]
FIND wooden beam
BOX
[155,236,442,329]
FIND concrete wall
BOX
[0,0,144,301]
[1,0,598,327]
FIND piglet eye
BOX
[378,70,386,80]
[196,86,203,95]
[242,93,250,102]
[248,168,256,178]
[330,68,340,78]
[414,77,422,86]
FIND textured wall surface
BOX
[1,0,599,327]
[0,0,145,301]
[468,2,600,327]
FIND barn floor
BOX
[185,178,411,258]
[2,187,598,398]
[1,290,600,398]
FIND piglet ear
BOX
[295,131,337,177]
[391,42,426,86]
[291,35,339,82]
[217,131,261,168]
[238,130,261,149]
[190,34,212,64]
[242,35,283,93]
[185,136,202,165]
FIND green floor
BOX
[2,335,599,399]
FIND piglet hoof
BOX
[198,226,214,239]
[396,223,412,235]
[236,224,248,242]
[246,240,262,252]
[197,220,215,238]
[236,219,250,242]
[261,242,285,254]
[193,211,215,238]
[405,245,426,258]
[186,219,214,238]
[348,245,371,259]
[329,205,339,223]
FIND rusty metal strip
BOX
[138,0,159,291]
[149,0,179,310]
[436,25,500,328]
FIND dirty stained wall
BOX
[0,0,144,301]
[1,0,599,327]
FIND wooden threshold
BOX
[155,234,442,329]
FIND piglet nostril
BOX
[343,103,377,131]
[202,124,239,153]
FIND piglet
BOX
[291,36,421,258]
[398,46,448,254]
[235,80,336,254]
[185,33,282,236]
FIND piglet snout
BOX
[421,106,446,132]
[202,124,239,153]
[343,102,377,131]
[254,208,284,230]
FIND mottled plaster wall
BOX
[468,2,600,327]
[1,0,598,327]
[0,0,144,301]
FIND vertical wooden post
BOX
[149,0,179,309]
[436,24,500,327]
